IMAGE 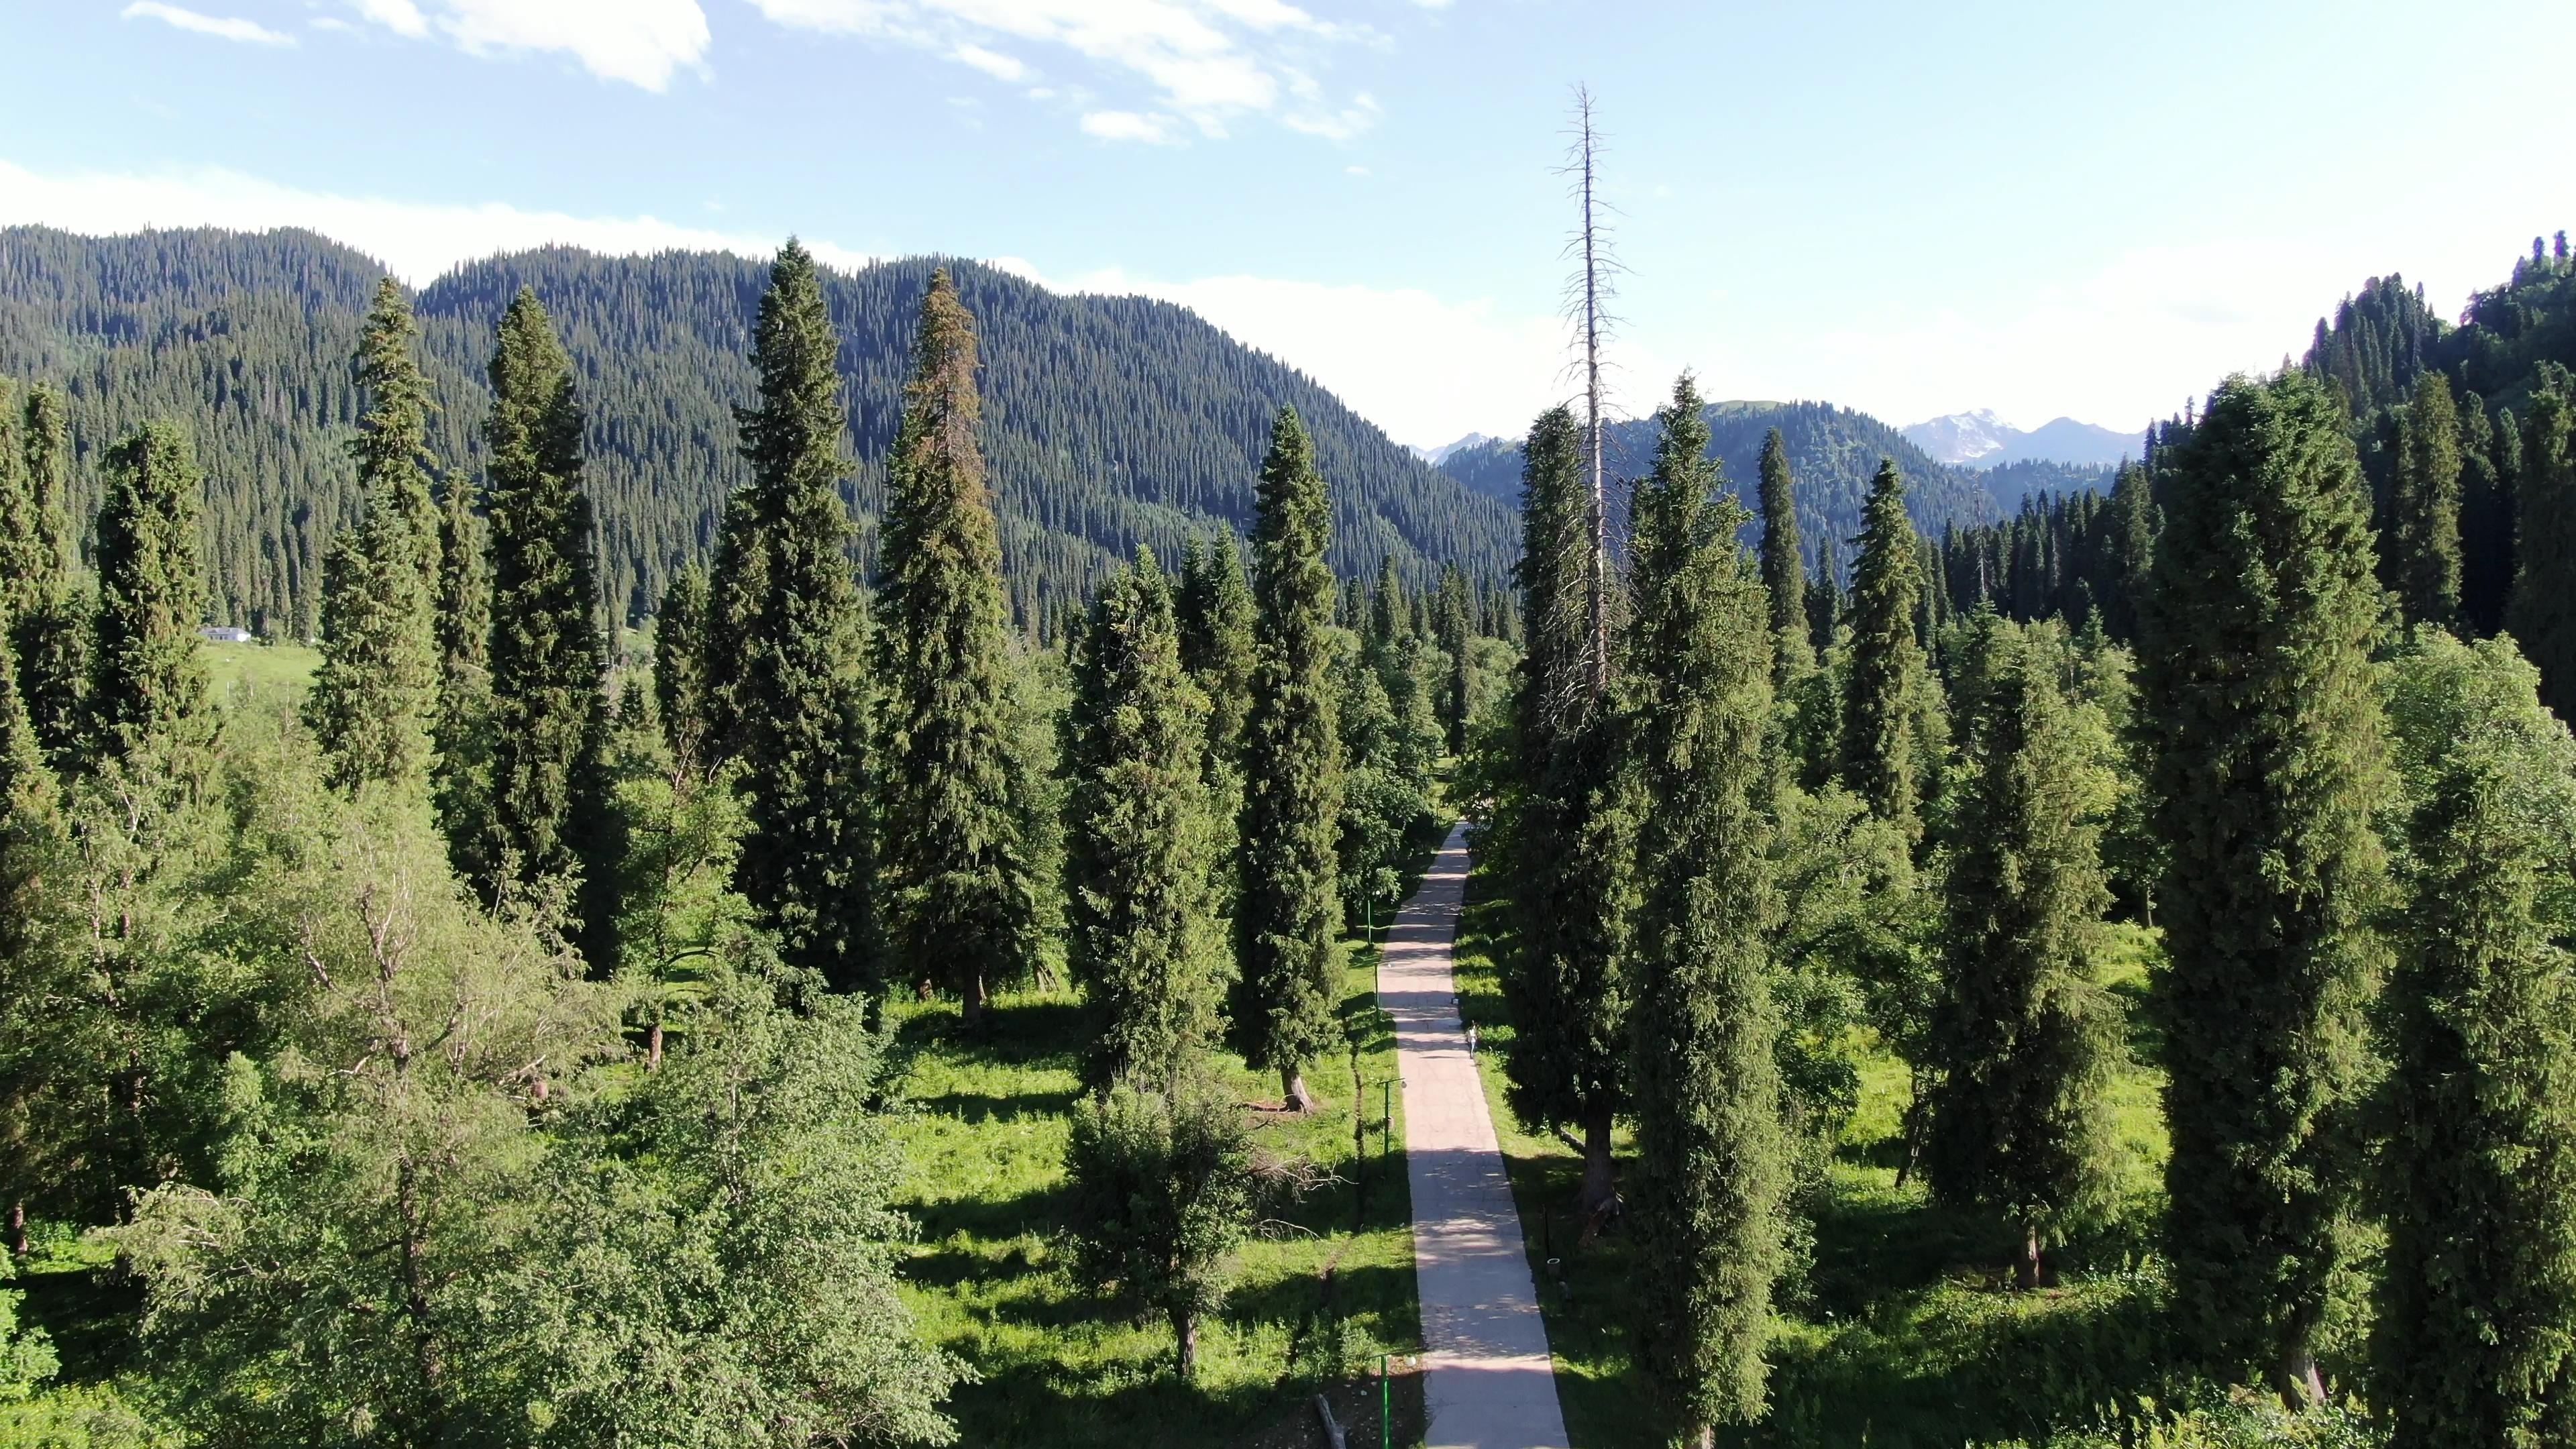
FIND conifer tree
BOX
[1236,406,1343,1111]
[1065,551,1227,1089]
[1497,402,1632,1212]
[1176,535,1256,768]
[2141,371,2387,1404]
[0,630,58,971]
[875,268,1033,1022]
[653,564,712,764]
[1622,376,1788,1446]
[2377,633,2576,1449]
[433,474,489,679]
[1435,561,1472,755]
[305,284,442,792]
[89,423,211,763]
[429,470,496,869]
[2508,365,2576,713]
[1841,459,1928,837]
[1924,614,2121,1289]
[14,385,87,757]
[712,242,873,991]
[1758,425,1814,690]
[2102,459,2155,643]
[2385,370,2463,628]
[480,288,609,900]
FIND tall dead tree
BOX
[1564,85,1617,697]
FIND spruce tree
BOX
[875,268,1033,1022]
[89,423,211,763]
[1065,550,1227,1089]
[2141,371,2387,1403]
[1622,375,1788,1446]
[653,564,712,764]
[1841,460,1927,837]
[1435,561,1472,756]
[1498,402,1633,1213]
[1236,406,1343,1111]
[2385,370,2463,628]
[1924,614,2121,1289]
[480,288,609,900]
[714,241,873,991]
[1175,535,1256,768]
[1758,426,1815,690]
[433,474,490,679]
[2508,364,2576,713]
[305,283,442,792]
[2377,633,2576,1449]
[429,470,495,869]
[14,385,87,757]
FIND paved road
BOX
[1384,823,1572,1449]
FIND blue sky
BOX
[3,0,2572,447]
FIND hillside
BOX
[0,226,1518,633]
[1435,398,2010,566]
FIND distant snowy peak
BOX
[1411,431,1498,466]
[1902,411,2143,469]
[1902,409,2015,465]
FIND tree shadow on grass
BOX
[912,1085,1082,1125]
[17,1263,143,1385]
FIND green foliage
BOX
[304,285,443,793]
[479,288,609,906]
[1760,425,1816,690]
[1489,402,1631,1201]
[9,382,89,760]
[1062,1075,1256,1379]
[1925,616,2124,1278]
[653,563,713,763]
[875,268,1037,1017]
[1842,459,1929,838]
[87,423,210,765]
[523,965,965,1448]
[2381,372,2463,628]
[1434,562,1473,755]
[1175,534,1255,775]
[0,228,1513,635]
[710,242,874,991]
[2507,364,2576,713]
[2140,370,2389,1395]
[1235,408,1344,1103]
[1063,552,1228,1089]
[1620,374,1789,1436]
[2375,633,2576,1449]
[0,1254,61,1403]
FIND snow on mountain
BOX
[1411,431,1499,466]
[1902,411,2143,469]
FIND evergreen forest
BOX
[8,220,2576,1449]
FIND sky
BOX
[3,0,2572,449]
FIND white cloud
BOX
[343,0,710,90]
[0,159,871,284]
[1079,110,1181,144]
[951,43,1028,80]
[1344,164,1368,176]
[991,257,1674,447]
[743,0,1373,140]
[121,3,295,46]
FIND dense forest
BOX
[10,209,2576,1449]
[0,226,1519,637]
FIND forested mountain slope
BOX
[1434,398,2023,566]
[0,225,1518,633]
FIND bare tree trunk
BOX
[645,1019,663,1071]
[1578,1103,1617,1216]
[395,1157,447,1435]
[1283,1067,1317,1114]
[2017,1223,2043,1291]
[1689,1424,1714,1449]
[2277,1346,2328,1409]
[1173,1304,1199,1379]
[961,968,989,1028]
[1570,85,1612,702]
[8,1201,24,1258]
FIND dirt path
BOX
[1381,823,1571,1449]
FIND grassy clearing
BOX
[886,941,1429,1448]
[1449,866,2181,1449]
[203,639,319,701]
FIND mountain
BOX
[1410,431,1498,466]
[0,226,1518,635]
[1434,398,2002,566]
[1903,411,2143,469]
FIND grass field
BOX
[887,950,1430,1448]
[1448,865,2183,1449]
[202,638,319,700]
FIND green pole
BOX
[1381,1352,1391,1449]
[1383,1078,1393,1163]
